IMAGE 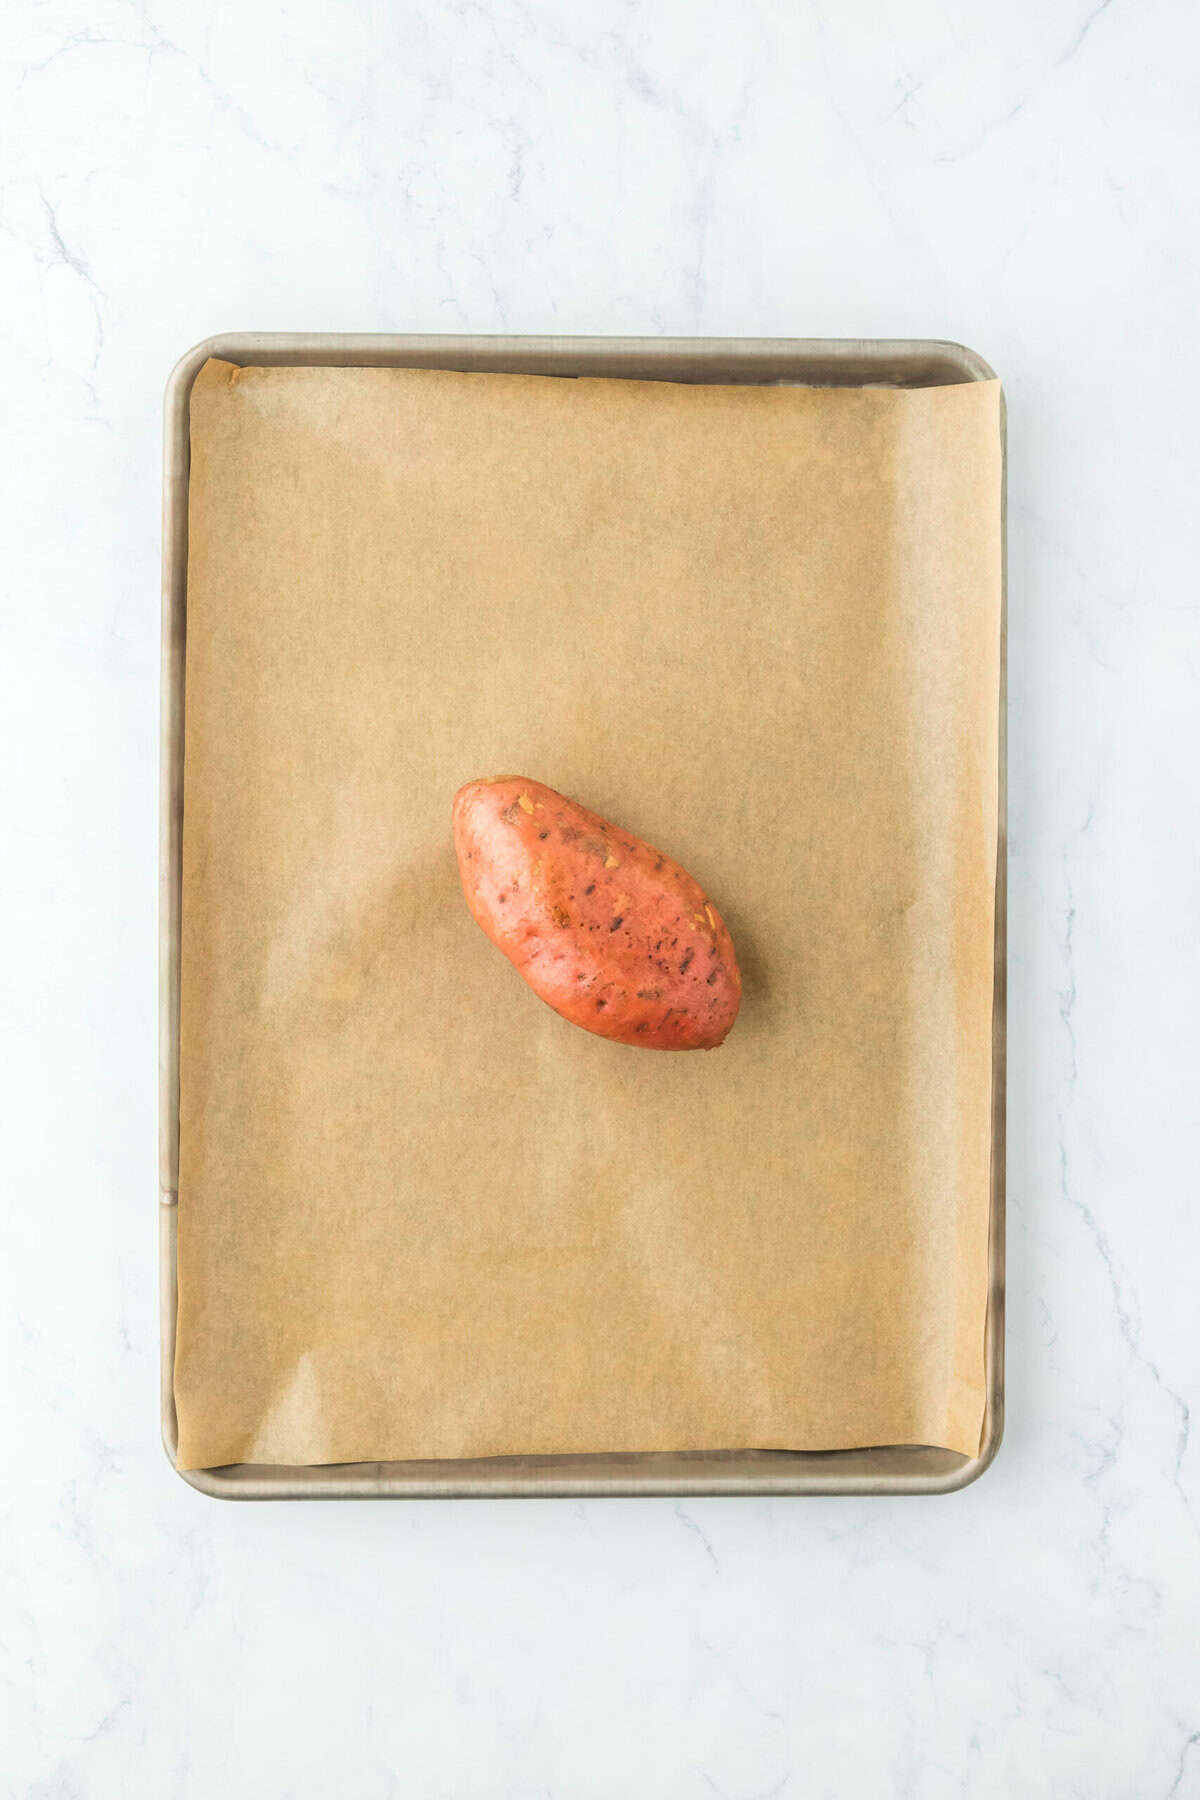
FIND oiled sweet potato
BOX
[452,778,741,1050]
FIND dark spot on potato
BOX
[637,989,662,1000]
[654,858,663,871]
[708,944,718,956]
[610,916,624,932]
[596,998,607,1009]
[706,969,719,985]
[680,949,695,975]
[576,971,586,981]
[538,829,549,840]
[636,1022,648,1033]
[498,892,508,903]
[584,884,595,896]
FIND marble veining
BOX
[1,0,1198,1793]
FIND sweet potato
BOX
[452,777,741,1050]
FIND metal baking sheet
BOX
[161,334,1006,1499]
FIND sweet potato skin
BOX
[452,778,741,1050]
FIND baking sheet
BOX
[172,353,1002,1473]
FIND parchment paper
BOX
[175,359,1002,1470]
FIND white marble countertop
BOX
[3,0,1198,1793]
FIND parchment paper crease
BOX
[175,359,1002,1469]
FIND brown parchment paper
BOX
[175,359,1002,1470]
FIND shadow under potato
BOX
[712,902,775,1039]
